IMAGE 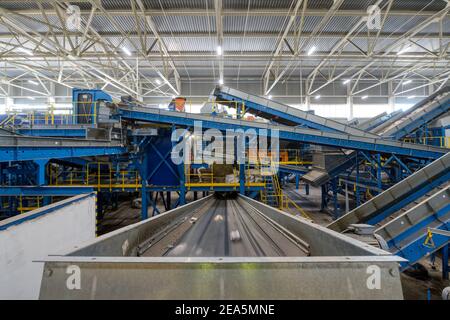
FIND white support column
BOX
[388,81,395,112]
[5,84,13,112]
[347,95,354,120]
[347,81,353,120]
[47,82,55,108]
[305,95,311,111]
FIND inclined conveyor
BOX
[375,86,450,139]
[327,152,450,269]
[38,195,404,299]
[214,85,379,138]
[357,111,402,132]
[302,88,450,187]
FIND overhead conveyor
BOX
[116,106,447,160]
[213,85,380,138]
[0,134,126,162]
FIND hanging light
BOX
[397,45,411,55]
[307,46,317,56]
[121,47,132,56]
[17,47,33,56]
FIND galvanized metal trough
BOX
[38,195,405,300]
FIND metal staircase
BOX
[260,165,281,208]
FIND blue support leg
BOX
[239,163,245,195]
[443,244,449,280]
[295,174,300,190]
[34,159,49,206]
[355,152,361,207]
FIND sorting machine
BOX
[0,86,448,280]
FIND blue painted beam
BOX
[17,129,86,137]
[186,186,264,192]
[118,108,446,159]
[279,165,308,175]
[0,146,126,162]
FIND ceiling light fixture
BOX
[307,46,317,56]
[28,80,39,85]
[217,45,222,56]
[361,95,368,100]
[18,47,33,56]
[121,47,132,56]
[397,45,411,55]
[343,79,350,85]
[314,95,321,100]
[403,80,412,85]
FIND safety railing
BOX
[49,163,141,191]
[247,149,312,166]
[1,101,99,128]
[403,136,450,148]
[17,195,43,214]
[184,163,265,189]
[258,162,311,219]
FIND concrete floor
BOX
[97,186,449,300]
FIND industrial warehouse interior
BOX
[0,0,449,305]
